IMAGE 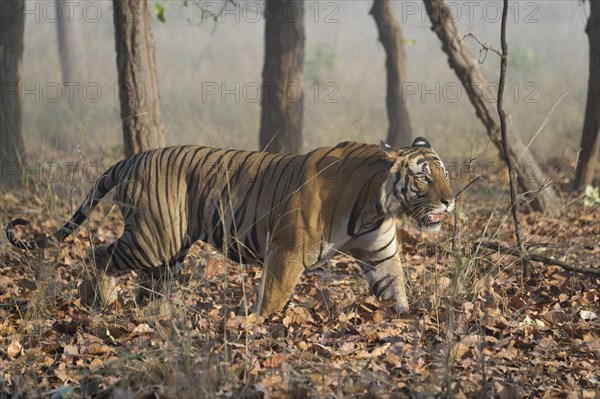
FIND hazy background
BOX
[21,0,589,163]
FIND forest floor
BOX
[0,161,598,399]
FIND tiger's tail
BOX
[6,161,122,251]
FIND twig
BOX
[455,175,483,199]
[475,241,600,277]
[497,0,530,278]
[459,33,502,63]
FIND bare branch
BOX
[475,241,600,277]
[459,33,502,63]
[455,175,483,199]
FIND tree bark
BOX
[574,1,600,188]
[370,0,412,147]
[0,0,26,188]
[259,0,305,154]
[423,0,561,215]
[112,0,165,157]
[55,0,86,84]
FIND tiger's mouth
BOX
[416,212,446,232]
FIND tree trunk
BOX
[0,0,26,189]
[423,0,561,215]
[370,0,412,148]
[55,0,86,84]
[112,0,165,157]
[259,0,305,154]
[574,1,600,188]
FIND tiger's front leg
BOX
[255,244,305,317]
[349,219,409,314]
[356,251,409,314]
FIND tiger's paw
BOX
[79,274,118,309]
[135,298,174,318]
[393,304,415,320]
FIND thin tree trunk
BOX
[574,1,600,188]
[259,0,305,154]
[56,0,86,84]
[112,0,165,157]
[497,0,529,277]
[0,0,26,189]
[423,0,561,215]
[370,0,412,147]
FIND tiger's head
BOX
[380,137,455,232]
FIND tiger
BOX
[6,137,455,317]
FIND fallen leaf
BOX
[7,340,23,358]
[543,310,570,324]
[86,342,113,355]
[451,342,470,359]
[580,310,597,321]
[132,323,154,335]
[205,257,228,278]
[360,342,390,359]
[264,353,284,369]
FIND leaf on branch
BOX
[154,3,166,23]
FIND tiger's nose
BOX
[442,197,455,209]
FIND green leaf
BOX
[154,2,165,23]
[406,38,417,46]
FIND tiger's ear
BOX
[411,137,431,148]
[380,140,395,156]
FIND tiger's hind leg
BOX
[136,264,174,306]
[81,237,168,308]
[80,244,118,307]
[135,248,188,306]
